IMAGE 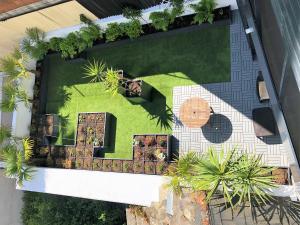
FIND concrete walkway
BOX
[0,170,23,225]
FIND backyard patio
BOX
[173,11,287,167]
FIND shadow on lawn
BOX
[140,88,174,130]
[103,114,117,155]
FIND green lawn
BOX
[44,25,230,159]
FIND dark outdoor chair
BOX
[252,107,277,138]
[256,71,270,103]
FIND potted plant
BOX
[55,158,65,168]
[103,68,152,103]
[78,114,86,123]
[93,158,103,171]
[102,159,113,172]
[156,161,168,175]
[46,155,54,167]
[122,160,134,173]
[76,158,84,169]
[76,147,85,158]
[145,147,157,161]
[66,147,76,158]
[133,146,144,161]
[83,158,93,170]
[144,161,156,175]
[112,160,122,172]
[38,146,49,157]
[84,148,93,158]
[133,161,144,174]
[64,159,75,169]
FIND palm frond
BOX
[103,68,120,95]
[1,98,17,112]
[0,126,11,144]
[22,137,34,161]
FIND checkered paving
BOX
[172,11,288,167]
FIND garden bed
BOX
[76,112,111,150]
[133,134,171,162]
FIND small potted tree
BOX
[103,68,152,103]
[112,160,123,172]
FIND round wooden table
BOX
[179,97,210,128]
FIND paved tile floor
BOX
[172,11,288,167]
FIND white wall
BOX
[11,73,35,138]
[18,167,168,206]
[45,0,238,40]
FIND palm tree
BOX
[102,68,122,96]
[230,154,276,206]
[168,147,276,208]
[166,152,200,195]
[0,126,11,144]
[0,48,30,81]
[0,136,34,186]
[82,59,106,83]
[192,148,236,203]
[1,84,31,112]
[21,27,48,60]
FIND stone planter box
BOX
[133,134,171,162]
[76,112,111,151]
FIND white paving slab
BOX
[172,11,288,167]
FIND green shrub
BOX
[122,7,142,20]
[149,10,171,31]
[49,37,63,52]
[22,192,126,225]
[105,23,125,42]
[190,0,216,24]
[123,19,143,39]
[21,27,49,60]
[79,24,102,48]
[59,33,81,59]
[169,0,184,22]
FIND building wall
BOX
[0,1,97,58]
[252,0,300,163]
[0,170,23,225]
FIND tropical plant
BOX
[49,37,63,52]
[0,126,11,144]
[149,10,171,31]
[0,48,30,81]
[105,23,125,42]
[166,152,200,195]
[169,0,185,22]
[0,141,34,186]
[79,24,102,48]
[230,154,276,206]
[21,27,49,60]
[190,0,216,24]
[22,137,34,161]
[123,7,142,20]
[168,148,276,208]
[82,60,106,82]
[123,19,143,39]
[2,84,31,111]
[102,68,121,95]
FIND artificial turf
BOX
[44,25,230,159]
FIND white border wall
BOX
[18,167,168,206]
